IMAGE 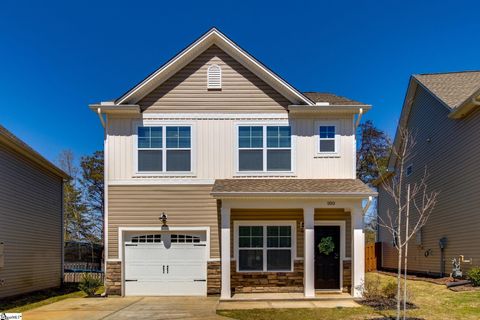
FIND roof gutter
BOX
[211,191,378,199]
[288,104,371,113]
[448,90,480,119]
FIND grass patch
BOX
[1,284,104,313]
[218,272,480,320]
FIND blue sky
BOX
[1,0,479,162]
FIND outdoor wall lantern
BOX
[159,212,168,227]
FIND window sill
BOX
[234,171,296,177]
[133,172,196,178]
[235,269,295,273]
[314,153,340,158]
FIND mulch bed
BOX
[448,283,480,292]
[359,298,417,311]
[376,271,451,285]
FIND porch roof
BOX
[211,179,377,198]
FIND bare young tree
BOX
[376,128,438,320]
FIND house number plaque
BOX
[327,201,336,206]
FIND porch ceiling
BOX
[211,179,377,198]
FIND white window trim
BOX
[315,120,341,157]
[314,220,345,291]
[234,220,296,273]
[234,121,295,176]
[207,64,222,89]
[133,121,196,177]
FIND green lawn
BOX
[218,272,480,320]
[1,285,104,313]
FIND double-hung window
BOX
[238,125,292,172]
[237,224,293,272]
[319,125,336,153]
[137,126,191,172]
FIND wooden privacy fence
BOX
[64,272,104,283]
[365,242,382,272]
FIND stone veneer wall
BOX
[207,261,221,295]
[230,260,304,293]
[343,260,352,292]
[105,261,122,295]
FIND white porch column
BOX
[303,206,315,298]
[220,205,231,299]
[352,205,365,298]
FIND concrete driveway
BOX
[23,296,229,320]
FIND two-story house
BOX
[90,28,376,299]
[378,71,480,277]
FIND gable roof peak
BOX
[114,27,313,106]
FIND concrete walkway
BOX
[23,297,228,320]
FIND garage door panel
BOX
[123,237,207,296]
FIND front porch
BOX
[211,179,376,300]
[217,292,360,310]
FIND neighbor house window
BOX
[237,224,293,272]
[319,125,336,153]
[207,64,222,89]
[137,126,191,172]
[406,164,413,177]
[238,125,291,172]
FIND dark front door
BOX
[314,225,340,289]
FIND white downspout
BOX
[355,108,364,129]
[472,97,480,106]
[97,108,106,128]
[362,196,373,215]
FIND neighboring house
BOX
[0,125,67,298]
[378,71,480,276]
[90,28,376,299]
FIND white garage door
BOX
[124,232,207,296]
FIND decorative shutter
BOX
[207,64,222,89]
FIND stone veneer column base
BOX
[105,261,122,296]
[207,261,221,295]
[230,260,304,294]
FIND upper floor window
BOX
[238,125,291,172]
[207,64,222,89]
[319,125,336,153]
[137,126,191,173]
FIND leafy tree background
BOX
[57,150,104,244]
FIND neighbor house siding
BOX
[107,185,219,259]
[106,113,356,181]
[378,85,480,274]
[138,45,291,113]
[0,144,63,299]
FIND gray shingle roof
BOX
[211,179,376,197]
[302,92,368,106]
[414,71,480,109]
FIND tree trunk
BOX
[403,184,410,320]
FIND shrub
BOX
[467,267,480,286]
[362,274,383,300]
[78,273,103,296]
[382,280,397,299]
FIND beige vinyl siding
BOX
[315,209,352,258]
[230,209,304,258]
[106,113,355,181]
[378,86,480,274]
[138,45,290,113]
[0,144,63,298]
[108,185,219,259]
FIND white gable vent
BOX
[207,64,222,89]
